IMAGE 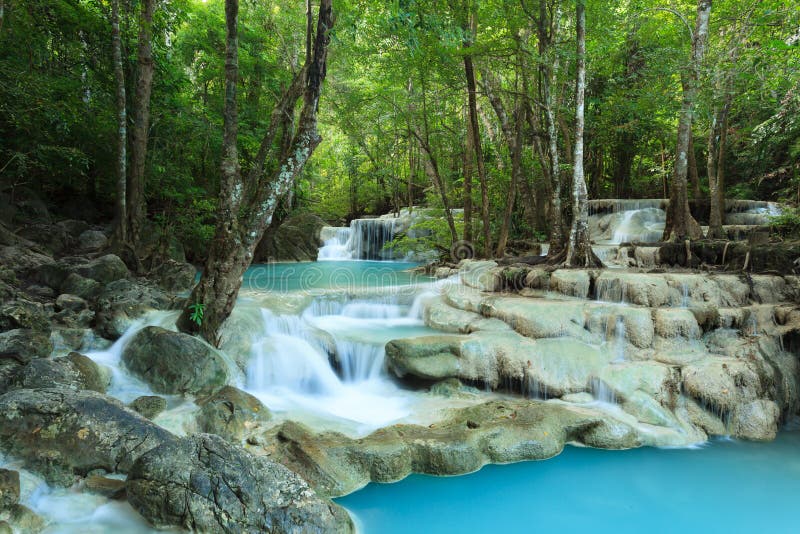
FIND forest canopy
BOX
[1,0,799,261]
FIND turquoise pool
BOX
[338,431,800,533]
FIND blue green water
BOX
[338,431,800,533]
[241,261,428,291]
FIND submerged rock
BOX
[197,386,271,442]
[0,388,175,485]
[0,504,44,533]
[126,433,354,533]
[122,326,229,395]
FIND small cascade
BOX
[247,310,342,395]
[590,377,617,404]
[318,226,352,260]
[612,316,626,362]
[318,218,398,261]
[681,283,690,308]
[349,218,397,260]
[724,200,781,225]
[334,340,387,382]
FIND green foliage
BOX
[769,207,800,239]
[387,211,464,259]
[188,302,205,327]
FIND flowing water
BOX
[6,253,799,532]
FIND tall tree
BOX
[459,6,491,256]
[111,0,127,243]
[537,0,564,256]
[127,0,156,249]
[177,0,333,343]
[662,0,711,241]
[565,0,595,266]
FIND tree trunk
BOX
[177,0,334,343]
[566,0,596,267]
[462,102,473,243]
[688,135,701,199]
[707,94,731,238]
[111,0,127,243]
[662,0,710,241]
[414,130,459,244]
[127,0,156,248]
[479,66,525,258]
[464,49,491,256]
[538,0,564,256]
[1,0,5,34]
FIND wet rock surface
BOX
[127,433,354,533]
[122,326,230,395]
[0,388,175,485]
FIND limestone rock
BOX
[122,326,229,395]
[682,358,763,411]
[126,434,354,533]
[654,308,701,338]
[459,260,501,292]
[731,399,780,441]
[0,388,175,485]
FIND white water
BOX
[318,218,398,261]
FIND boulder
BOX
[129,395,168,420]
[150,260,196,292]
[55,294,87,312]
[0,388,175,485]
[84,475,126,499]
[7,352,109,393]
[73,254,129,284]
[0,246,54,278]
[59,273,101,300]
[253,213,328,262]
[93,280,172,339]
[17,223,71,255]
[126,434,354,533]
[122,326,230,395]
[0,299,49,332]
[0,505,44,533]
[0,469,19,509]
[77,230,108,251]
[0,328,52,365]
[197,386,271,442]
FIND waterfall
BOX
[317,218,398,261]
[318,227,352,260]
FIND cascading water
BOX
[318,218,398,261]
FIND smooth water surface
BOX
[241,260,427,291]
[338,431,800,533]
